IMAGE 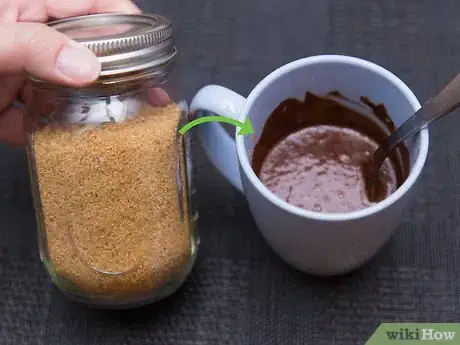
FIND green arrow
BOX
[179,115,254,135]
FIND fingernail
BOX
[55,42,101,83]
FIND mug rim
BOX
[235,54,429,221]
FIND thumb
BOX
[0,22,101,86]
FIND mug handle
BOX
[189,85,247,192]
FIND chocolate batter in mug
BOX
[252,91,409,213]
[189,55,429,275]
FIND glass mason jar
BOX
[23,14,198,309]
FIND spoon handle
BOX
[373,73,460,167]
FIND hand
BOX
[0,0,141,146]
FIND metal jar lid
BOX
[47,13,176,77]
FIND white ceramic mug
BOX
[190,55,429,275]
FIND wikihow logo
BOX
[365,323,459,344]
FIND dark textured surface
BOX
[1,0,460,344]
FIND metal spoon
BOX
[365,73,460,201]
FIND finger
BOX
[0,3,19,23]
[45,0,141,19]
[16,0,48,22]
[0,0,47,23]
[0,22,101,86]
[20,82,33,105]
[87,0,142,14]
[147,88,172,107]
[0,74,24,113]
[17,0,140,23]
[0,106,24,147]
[0,0,140,25]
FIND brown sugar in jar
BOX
[24,14,198,309]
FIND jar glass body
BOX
[24,64,198,309]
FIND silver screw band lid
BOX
[48,13,176,76]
